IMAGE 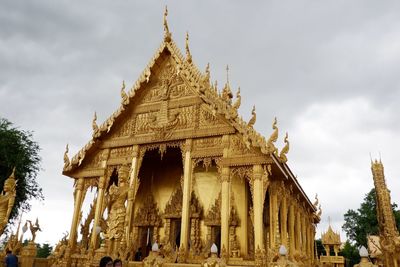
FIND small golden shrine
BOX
[56,8,320,267]
[371,159,400,266]
[319,222,344,267]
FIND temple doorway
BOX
[170,219,181,248]
[211,226,221,254]
[139,226,154,258]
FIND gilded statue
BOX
[0,168,17,236]
[27,218,41,242]
[105,164,129,254]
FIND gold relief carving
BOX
[189,191,203,218]
[85,152,103,169]
[135,112,157,134]
[199,105,220,128]
[230,166,252,184]
[193,157,220,172]
[164,187,183,218]
[194,137,223,150]
[133,194,162,227]
[109,146,133,159]
[172,105,196,130]
[113,117,135,137]
[204,192,221,226]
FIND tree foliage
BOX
[0,118,43,223]
[340,241,360,267]
[342,188,400,247]
[36,243,53,258]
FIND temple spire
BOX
[185,32,192,63]
[163,6,171,42]
[226,65,230,85]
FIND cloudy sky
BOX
[1,1,400,246]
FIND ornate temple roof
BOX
[62,8,317,213]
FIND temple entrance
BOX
[139,226,154,258]
[170,219,181,248]
[211,226,221,254]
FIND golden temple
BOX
[55,8,320,267]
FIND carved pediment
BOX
[164,186,183,218]
[133,195,162,227]
[204,192,221,226]
[190,191,203,218]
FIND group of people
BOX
[99,257,122,267]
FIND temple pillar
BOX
[270,187,278,249]
[294,208,300,251]
[280,197,288,247]
[288,203,295,256]
[68,177,85,249]
[220,167,230,256]
[179,139,193,259]
[253,164,264,251]
[91,149,110,249]
[125,145,140,239]
[302,212,306,255]
[91,175,106,249]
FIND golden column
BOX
[295,209,301,251]
[288,203,295,255]
[68,177,85,249]
[269,186,278,249]
[125,145,140,239]
[179,139,193,258]
[90,148,110,249]
[253,164,264,251]
[220,166,230,255]
[280,196,288,247]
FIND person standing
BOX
[113,259,122,267]
[99,256,113,267]
[4,250,18,267]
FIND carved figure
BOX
[0,168,17,236]
[26,218,41,242]
[105,165,129,249]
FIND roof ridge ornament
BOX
[247,105,256,127]
[63,144,70,168]
[92,112,100,138]
[163,6,171,42]
[266,117,278,155]
[120,80,129,106]
[232,87,241,110]
[185,31,192,63]
[279,132,290,163]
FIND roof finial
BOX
[232,87,241,110]
[247,105,256,127]
[185,31,192,63]
[120,80,129,106]
[328,216,331,226]
[226,65,230,85]
[163,6,171,42]
[266,117,279,155]
[205,63,210,80]
[64,144,70,167]
[279,132,290,163]
[92,112,100,138]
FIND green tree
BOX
[340,241,360,267]
[36,243,53,258]
[342,188,400,247]
[0,118,43,224]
